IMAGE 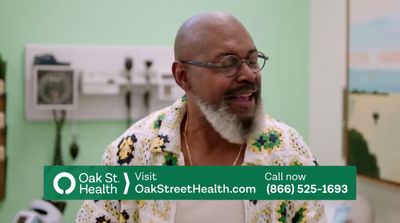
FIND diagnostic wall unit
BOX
[25,44,183,121]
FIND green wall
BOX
[0,0,309,222]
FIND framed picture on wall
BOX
[345,0,400,186]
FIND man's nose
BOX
[236,62,258,83]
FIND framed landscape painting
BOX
[346,0,400,186]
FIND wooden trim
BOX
[343,0,350,160]
[358,174,400,188]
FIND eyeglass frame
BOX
[177,51,269,77]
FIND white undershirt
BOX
[175,200,245,223]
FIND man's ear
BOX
[172,61,190,91]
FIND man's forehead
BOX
[174,13,254,59]
[195,24,255,58]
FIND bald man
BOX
[76,12,326,223]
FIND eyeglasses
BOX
[178,51,268,77]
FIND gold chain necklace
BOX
[182,112,245,166]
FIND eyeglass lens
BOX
[221,52,265,76]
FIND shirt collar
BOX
[150,96,187,156]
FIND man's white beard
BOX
[192,95,264,144]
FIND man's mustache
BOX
[223,84,260,98]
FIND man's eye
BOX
[248,54,258,63]
[220,56,238,67]
[248,60,257,65]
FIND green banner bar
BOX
[44,166,356,200]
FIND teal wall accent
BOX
[0,0,309,222]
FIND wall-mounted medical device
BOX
[158,72,183,101]
[32,65,78,110]
[81,71,126,95]
[25,45,183,121]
